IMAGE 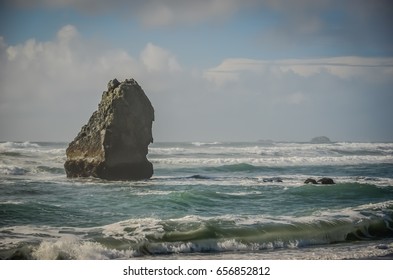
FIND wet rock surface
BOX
[304,177,335,184]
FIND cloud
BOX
[1,24,393,142]
[140,43,181,72]
[0,25,183,141]
[7,0,246,26]
[134,0,243,27]
[5,0,392,58]
[204,57,393,85]
[202,55,393,141]
[257,0,393,56]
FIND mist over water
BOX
[1,141,393,259]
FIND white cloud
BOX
[140,43,181,72]
[1,24,393,142]
[204,56,393,86]
[0,25,184,141]
[56,24,79,43]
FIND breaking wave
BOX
[2,200,393,259]
[1,141,393,260]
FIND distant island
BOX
[310,136,332,144]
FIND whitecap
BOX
[0,200,25,205]
[191,141,222,146]
[0,165,28,175]
[0,141,40,149]
[32,236,137,260]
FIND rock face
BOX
[64,78,154,180]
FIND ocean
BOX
[0,141,393,260]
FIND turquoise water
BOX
[1,141,393,259]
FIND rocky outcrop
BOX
[317,177,335,184]
[263,177,283,183]
[304,178,318,184]
[304,177,335,184]
[64,78,154,180]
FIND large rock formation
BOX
[64,78,154,180]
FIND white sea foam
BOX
[154,239,393,260]
[0,141,65,157]
[148,176,301,188]
[101,217,166,242]
[0,141,40,149]
[151,153,393,167]
[23,232,393,260]
[217,191,263,196]
[133,190,175,196]
[148,147,187,155]
[0,165,28,175]
[149,142,393,167]
[110,173,392,189]
[0,142,66,178]
[191,141,222,146]
[151,142,393,155]
[0,200,25,205]
[32,236,137,260]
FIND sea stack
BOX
[64,78,154,180]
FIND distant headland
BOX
[310,136,332,144]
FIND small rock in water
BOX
[263,177,283,183]
[317,177,335,184]
[304,178,318,184]
[304,177,335,184]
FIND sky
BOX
[1,0,393,142]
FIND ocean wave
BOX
[151,154,393,168]
[0,141,40,149]
[32,237,137,260]
[0,164,64,176]
[34,166,65,175]
[148,147,187,155]
[1,200,393,259]
[98,201,393,253]
[191,142,222,146]
[0,200,25,205]
[1,141,393,260]
[0,165,29,175]
[4,235,393,260]
[151,142,393,155]
[0,141,65,157]
[149,174,393,188]
[0,151,23,157]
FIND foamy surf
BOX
[1,141,392,259]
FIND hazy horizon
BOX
[1,1,393,143]
[1,137,392,144]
